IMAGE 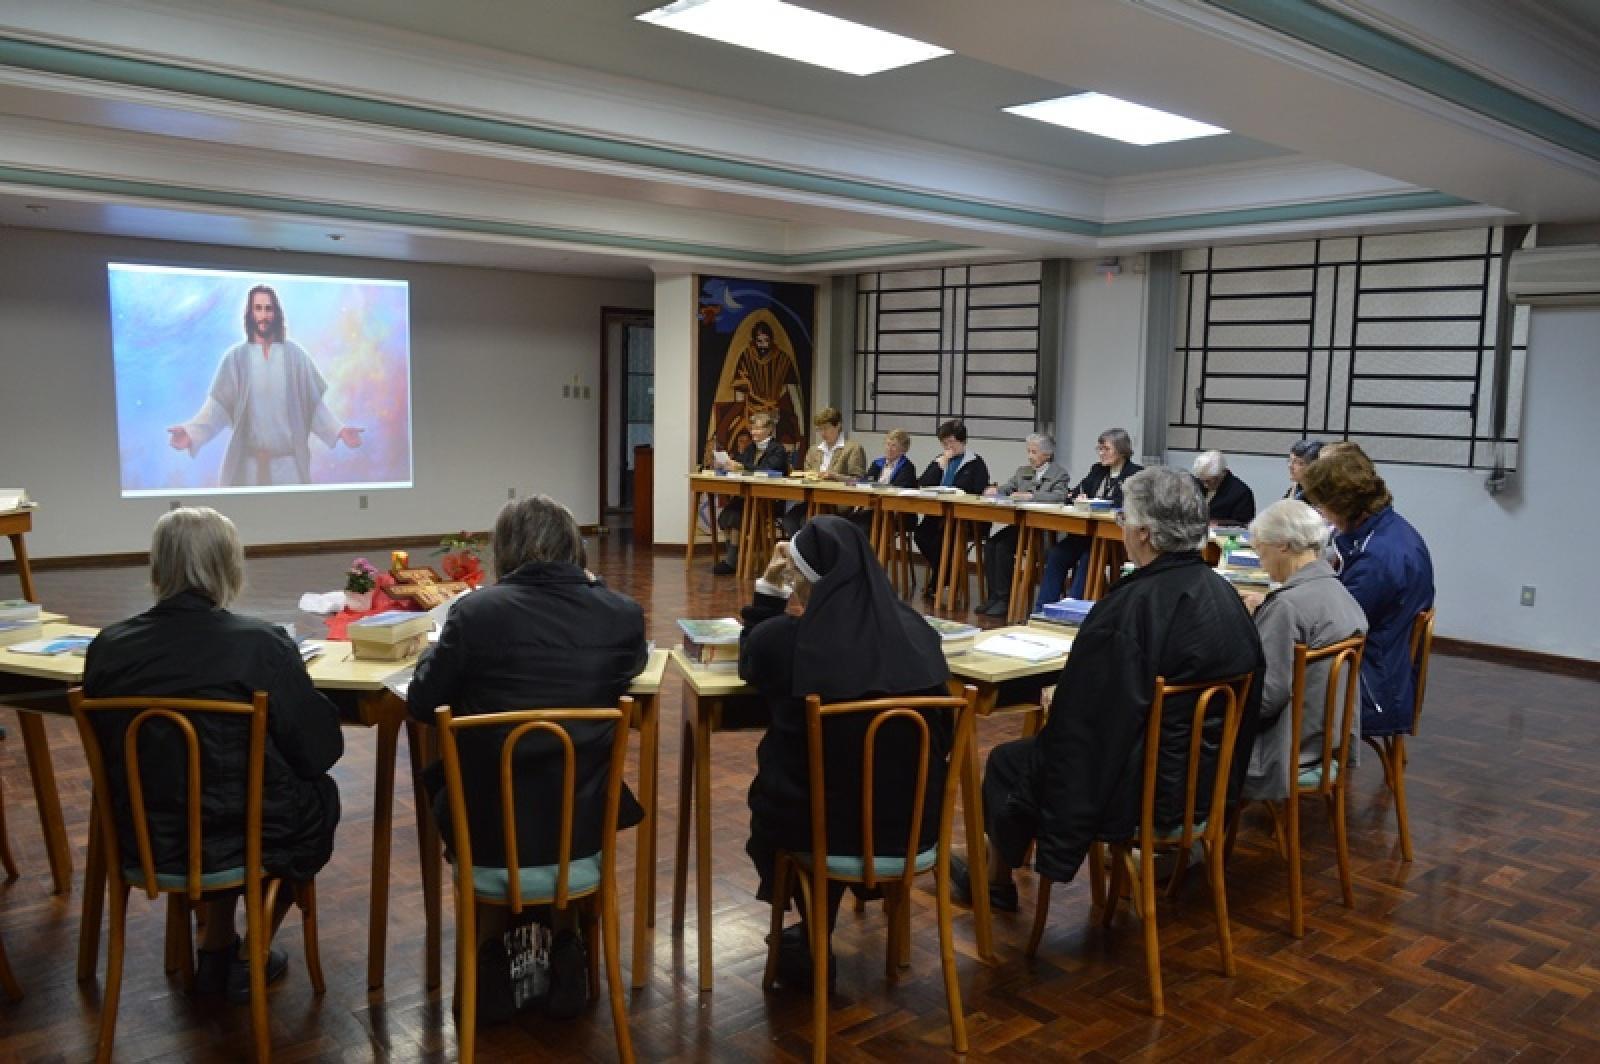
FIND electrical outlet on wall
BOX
[1520,585,1536,607]
[507,487,516,500]
[359,494,369,510]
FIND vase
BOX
[344,589,374,612]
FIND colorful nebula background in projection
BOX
[108,264,413,495]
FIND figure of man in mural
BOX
[167,285,363,487]
[704,312,805,466]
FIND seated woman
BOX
[1239,500,1368,801]
[741,516,952,984]
[846,428,917,540]
[1299,445,1434,739]
[978,432,1071,617]
[1192,449,1257,525]
[781,406,867,538]
[1283,438,1324,501]
[84,507,343,1003]
[1035,427,1142,609]
[713,410,791,575]
[966,469,1264,909]
[408,494,647,1018]
[912,419,990,600]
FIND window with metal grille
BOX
[854,261,1041,439]
[1168,228,1528,469]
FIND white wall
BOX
[0,228,650,557]
[1056,260,1150,477]
[1173,305,1599,662]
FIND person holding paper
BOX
[912,420,989,600]
[83,507,344,1002]
[167,285,363,487]
[738,517,951,986]
[953,468,1264,912]
[977,432,1071,617]
[713,411,791,575]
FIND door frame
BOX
[598,306,654,524]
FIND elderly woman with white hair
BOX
[978,431,1071,616]
[1239,500,1368,801]
[83,507,344,1002]
[1192,449,1257,525]
[956,468,1264,911]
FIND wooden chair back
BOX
[435,699,632,913]
[1138,673,1254,859]
[68,690,269,901]
[1408,607,1437,736]
[1289,635,1366,797]
[802,687,976,893]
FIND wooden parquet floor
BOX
[1,536,1597,1061]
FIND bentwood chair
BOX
[1026,673,1254,1017]
[761,686,977,1064]
[1362,608,1436,861]
[0,764,17,881]
[435,701,635,1064]
[1231,636,1365,937]
[68,690,324,1064]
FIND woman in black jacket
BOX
[741,516,952,984]
[1035,427,1143,609]
[84,507,343,1001]
[913,420,990,600]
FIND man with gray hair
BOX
[1191,449,1257,525]
[949,468,1264,911]
[977,432,1071,616]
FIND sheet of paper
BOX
[974,632,1073,662]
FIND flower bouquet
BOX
[436,531,488,588]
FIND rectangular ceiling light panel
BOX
[1004,91,1228,145]
[637,0,951,76]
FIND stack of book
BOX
[923,616,980,655]
[677,618,742,668]
[1040,597,1094,625]
[0,598,42,647]
[347,610,434,661]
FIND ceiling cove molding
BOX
[1202,0,1600,165]
[0,35,1106,239]
[0,165,977,268]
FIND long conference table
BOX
[0,622,671,994]
[686,472,1126,619]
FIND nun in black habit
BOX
[739,516,953,935]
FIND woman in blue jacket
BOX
[1300,445,1434,737]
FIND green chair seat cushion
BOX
[465,853,603,901]
[124,866,246,890]
[1152,820,1207,844]
[794,845,939,879]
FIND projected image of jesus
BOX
[167,285,363,486]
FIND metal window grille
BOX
[854,261,1041,438]
[1167,227,1528,469]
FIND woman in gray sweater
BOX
[1240,499,1368,800]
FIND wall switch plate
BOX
[562,384,571,398]
[581,385,591,399]
[1520,585,1536,607]
[507,487,516,499]
[169,500,180,511]
[359,494,369,510]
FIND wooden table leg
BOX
[406,719,443,992]
[77,793,105,981]
[693,696,716,993]
[685,490,702,571]
[1007,527,1035,624]
[935,519,955,611]
[955,686,997,963]
[15,710,71,894]
[631,693,660,989]
[671,711,694,933]
[7,533,36,603]
[366,712,400,991]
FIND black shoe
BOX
[226,946,289,1005]
[979,598,1011,617]
[773,924,836,991]
[473,934,517,1026]
[712,560,736,575]
[947,855,1019,913]
[922,583,937,602]
[194,937,240,996]
[544,929,588,1020]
